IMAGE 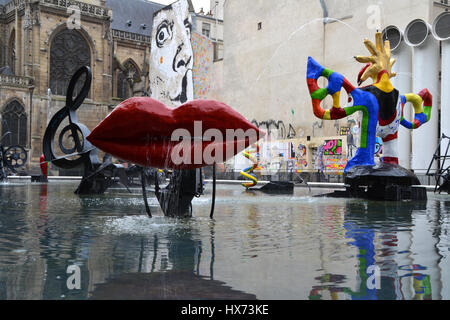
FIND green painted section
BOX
[344,105,369,148]
[424,105,432,122]
[311,88,328,101]
[322,68,333,79]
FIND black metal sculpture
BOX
[43,66,128,195]
[427,133,450,194]
[43,66,215,218]
[0,131,27,181]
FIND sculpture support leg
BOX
[382,137,399,165]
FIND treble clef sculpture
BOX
[43,66,96,168]
[43,66,128,195]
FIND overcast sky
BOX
[150,0,211,12]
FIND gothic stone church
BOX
[0,0,168,173]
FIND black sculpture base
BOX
[320,163,427,201]
[250,181,295,194]
[156,169,204,218]
[76,173,115,195]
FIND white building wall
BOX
[223,0,446,168]
[223,0,325,139]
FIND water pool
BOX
[0,181,449,300]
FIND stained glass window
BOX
[116,59,141,99]
[50,29,91,96]
[1,100,27,147]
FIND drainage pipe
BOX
[433,12,450,162]
[383,25,413,169]
[404,19,440,175]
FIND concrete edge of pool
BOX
[5,175,437,191]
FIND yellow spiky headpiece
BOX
[355,32,397,84]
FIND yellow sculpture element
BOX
[240,145,260,190]
[404,93,425,114]
[355,32,396,92]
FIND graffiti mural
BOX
[232,136,349,175]
[191,32,213,99]
[340,127,350,136]
[251,120,297,140]
[324,158,348,174]
[323,139,343,156]
[298,144,307,157]
[149,0,193,108]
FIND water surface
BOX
[0,181,449,300]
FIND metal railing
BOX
[112,29,151,44]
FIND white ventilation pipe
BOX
[433,12,450,161]
[383,26,412,169]
[404,19,440,175]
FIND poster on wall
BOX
[149,0,194,108]
[324,158,348,174]
[323,139,343,156]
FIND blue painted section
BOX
[401,95,407,105]
[401,119,413,129]
[344,88,379,172]
[307,57,324,80]
[326,72,344,95]
[345,221,378,300]
[415,113,427,125]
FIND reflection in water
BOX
[0,182,449,300]
[309,200,444,300]
[90,225,255,300]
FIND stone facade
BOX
[0,0,224,174]
[0,0,113,172]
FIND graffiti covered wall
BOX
[232,136,349,175]
[191,32,213,99]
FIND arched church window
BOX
[1,100,27,148]
[117,59,141,99]
[50,29,91,96]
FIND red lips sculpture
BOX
[87,98,265,170]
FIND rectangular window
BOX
[213,42,224,61]
[202,22,211,38]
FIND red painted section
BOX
[357,63,371,86]
[330,107,347,120]
[342,78,355,93]
[382,157,399,165]
[87,98,265,169]
[383,132,398,143]
[312,99,325,119]
[418,88,432,107]
[414,119,421,129]
[378,111,397,126]
[376,70,388,83]
[307,78,320,94]
[40,154,49,177]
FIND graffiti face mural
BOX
[150,0,193,107]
